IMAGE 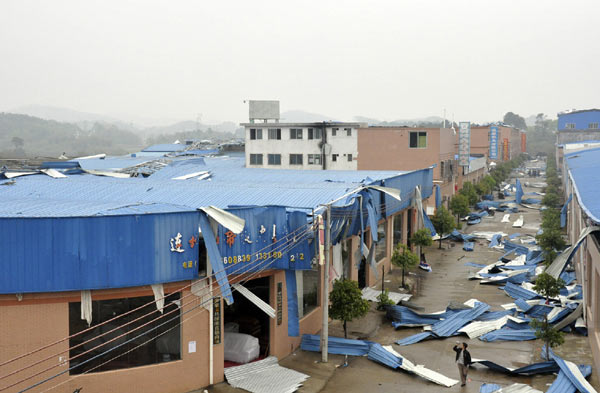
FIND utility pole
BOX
[321,204,331,362]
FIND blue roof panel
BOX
[565,148,600,223]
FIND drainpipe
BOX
[322,122,327,170]
[321,205,331,362]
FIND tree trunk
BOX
[344,320,347,339]
[438,238,442,249]
[544,314,550,360]
[402,267,406,288]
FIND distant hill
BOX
[0,113,144,158]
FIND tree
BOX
[482,176,496,193]
[431,206,455,249]
[11,136,24,150]
[459,182,479,206]
[503,112,527,130]
[531,273,566,359]
[411,227,433,264]
[391,243,419,288]
[449,194,470,226]
[541,208,561,231]
[329,278,369,339]
[536,228,566,264]
[542,193,560,208]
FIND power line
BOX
[2,227,314,392]
[15,229,313,393]
[0,220,314,372]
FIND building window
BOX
[298,267,319,318]
[565,123,576,129]
[289,154,303,165]
[308,154,322,165]
[409,131,427,148]
[332,154,338,162]
[332,128,339,136]
[290,128,303,139]
[249,154,263,165]
[393,213,403,246]
[345,128,352,136]
[268,128,281,140]
[589,123,599,129]
[249,128,263,140]
[268,154,281,165]
[308,128,322,140]
[68,293,181,374]
[375,221,387,261]
[347,153,353,162]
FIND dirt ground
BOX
[203,172,598,393]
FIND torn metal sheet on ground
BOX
[224,356,309,393]
[361,286,412,304]
[300,334,372,356]
[380,345,459,387]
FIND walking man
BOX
[453,342,472,387]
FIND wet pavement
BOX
[202,172,599,393]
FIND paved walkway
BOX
[201,173,599,393]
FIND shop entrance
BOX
[223,277,271,367]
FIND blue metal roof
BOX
[565,147,600,224]
[0,156,425,217]
[75,155,154,171]
[142,143,187,152]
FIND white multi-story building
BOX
[241,121,363,170]
[241,100,363,170]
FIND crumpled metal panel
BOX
[300,334,373,356]
[431,302,490,337]
[224,356,309,393]
[479,328,536,342]
[503,282,540,300]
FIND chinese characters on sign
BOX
[503,138,509,161]
[458,122,471,166]
[277,282,283,326]
[225,231,236,247]
[489,126,498,159]
[169,233,184,253]
[213,297,221,344]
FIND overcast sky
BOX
[1,0,599,125]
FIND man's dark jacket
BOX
[453,346,472,365]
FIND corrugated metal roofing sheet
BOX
[0,156,431,217]
[224,356,309,393]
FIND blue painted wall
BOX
[558,111,600,131]
[0,212,200,293]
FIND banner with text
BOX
[489,126,499,159]
[459,122,471,166]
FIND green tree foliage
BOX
[542,193,560,208]
[391,243,419,288]
[449,194,470,225]
[431,206,455,249]
[503,112,527,129]
[329,278,370,339]
[536,228,566,263]
[482,175,496,193]
[526,113,558,156]
[531,273,566,359]
[534,273,565,303]
[411,227,433,264]
[0,113,143,157]
[531,318,565,360]
[376,289,396,311]
[411,228,433,248]
[459,181,479,206]
[541,208,561,231]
